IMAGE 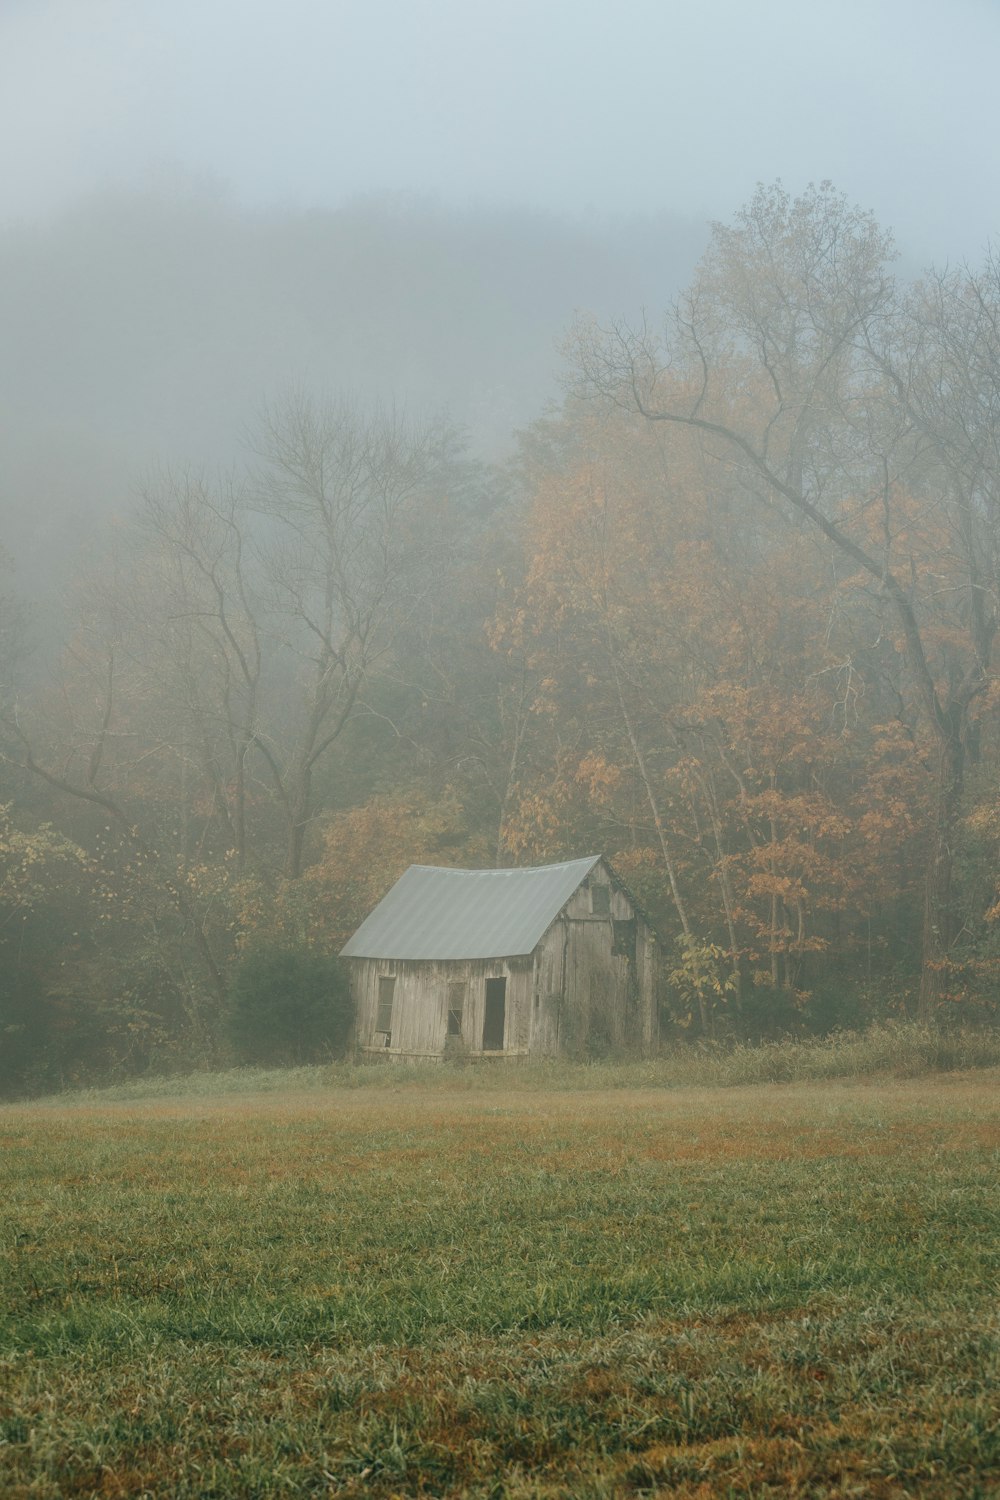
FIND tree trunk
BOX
[610,662,712,1034]
[917,730,964,1019]
[286,763,312,880]
[692,758,743,1005]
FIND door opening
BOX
[375,975,395,1047]
[482,978,507,1051]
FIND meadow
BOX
[1,1045,998,1496]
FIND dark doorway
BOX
[483,978,507,1051]
[376,976,395,1047]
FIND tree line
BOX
[3,183,1000,1091]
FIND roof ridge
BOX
[405,855,601,875]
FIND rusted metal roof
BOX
[340,855,602,960]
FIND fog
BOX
[3,0,998,599]
[0,189,706,601]
[3,0,998,258]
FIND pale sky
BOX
[1,0,998,260]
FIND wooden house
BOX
[340,855,659,1060]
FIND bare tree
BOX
[251,393,461,877]
[139,469,264,877]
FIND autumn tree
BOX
[572,182,1000,1015]
[0,806,91,1093]
[0,549,222,1067]
[500,395,922,1031]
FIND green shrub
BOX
[228,949,354,1066]
[800,978,867,1035]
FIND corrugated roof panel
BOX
[340,855,602,960]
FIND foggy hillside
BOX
[0,186,705,599]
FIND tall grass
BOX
[33,1020,1000,1106]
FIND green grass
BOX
[1,1070,998,1495]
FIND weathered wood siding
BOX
[528,863,658,1056]
[352,956,534,1059]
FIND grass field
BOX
[1,1062,998,1496]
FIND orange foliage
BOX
[497,402,933,992]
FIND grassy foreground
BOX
[1,1069,998,1497]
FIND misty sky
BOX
[2,0,998,261]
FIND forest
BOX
[4,180,1000,1093]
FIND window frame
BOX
[590,883,611,917]
[446,979,465,1038]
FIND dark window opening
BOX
[376,975,395,1045]
[447,980,465,1037]
[483,977,507,1051]
[590,884,610,916]
[612,918,637,963]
